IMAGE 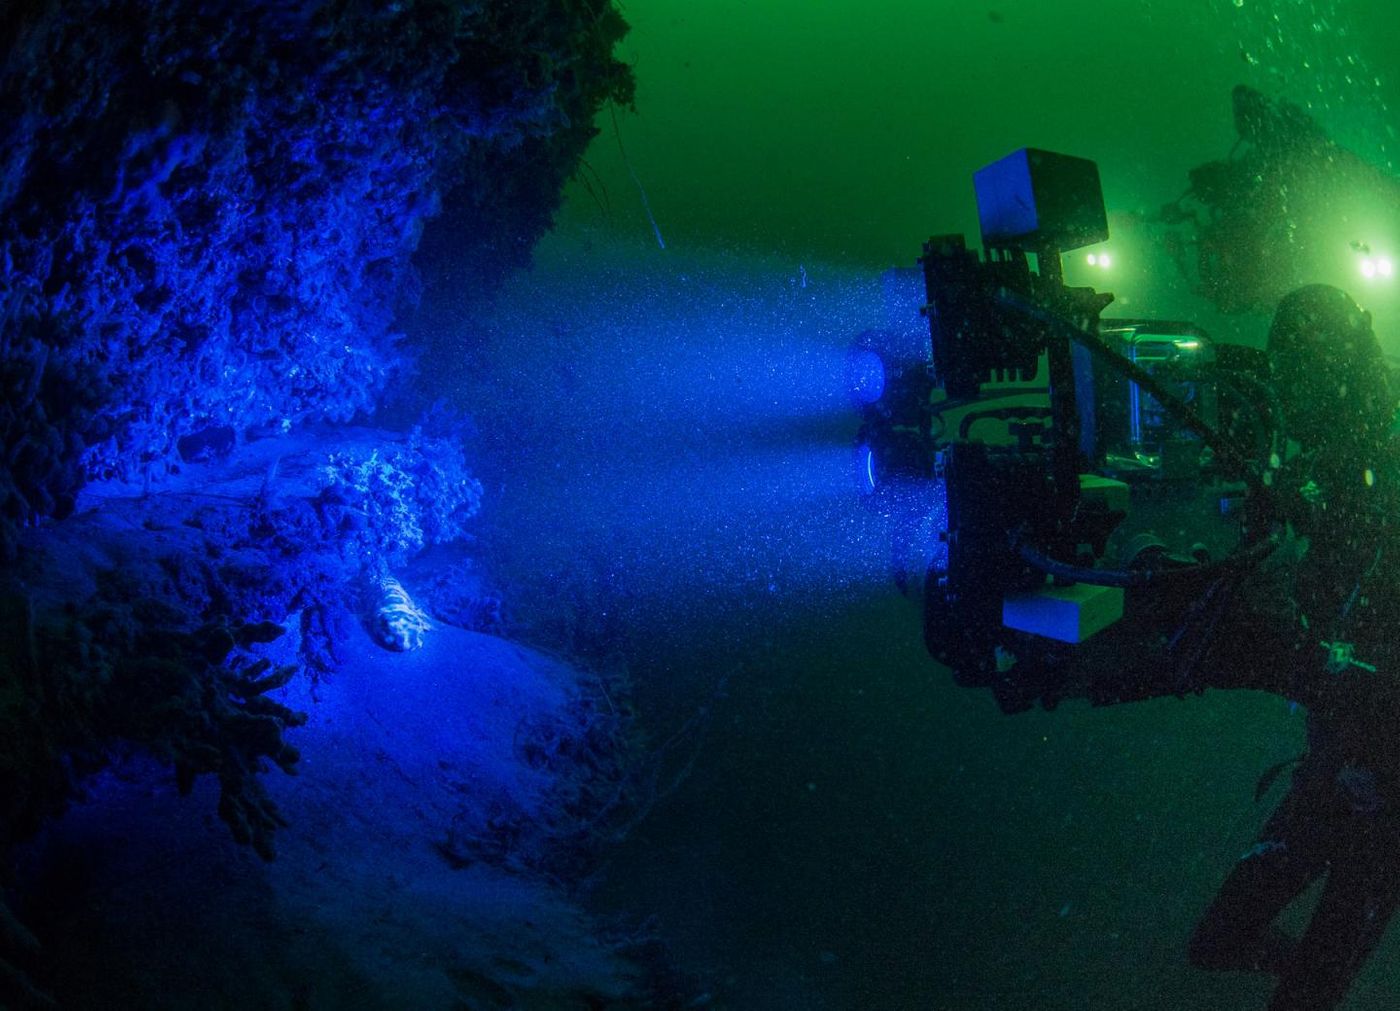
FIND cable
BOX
[610,105,665,251]
[989,291,1288,587]
[997,290,1275,505]
[1012,527,1279,588]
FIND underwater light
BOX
[855,443,878,494]
[1085,252,1112,269]
[845,348,886,405]
[1356,247,1394,282]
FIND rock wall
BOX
[0,4,636,999]
[0,0,633,556]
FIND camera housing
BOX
[855,149,1277,712]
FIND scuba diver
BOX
[1050,283,1398,1008]
[1178,284,1400,1010]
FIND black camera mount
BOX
[855,148,1281,712]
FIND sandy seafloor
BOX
[16,621,646,1010]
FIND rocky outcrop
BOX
[0,0,633,556]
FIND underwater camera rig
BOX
[854,149,1282,713]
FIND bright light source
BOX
[1380,257,1395,278]
[1362,258,1378,279]
[845,349,885,405]
[1087,254,1098,266]
[854,444,877,494]
[1098,253,1112,268]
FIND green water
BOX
[507,3,1400,1006]
[566,0,1400,336]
